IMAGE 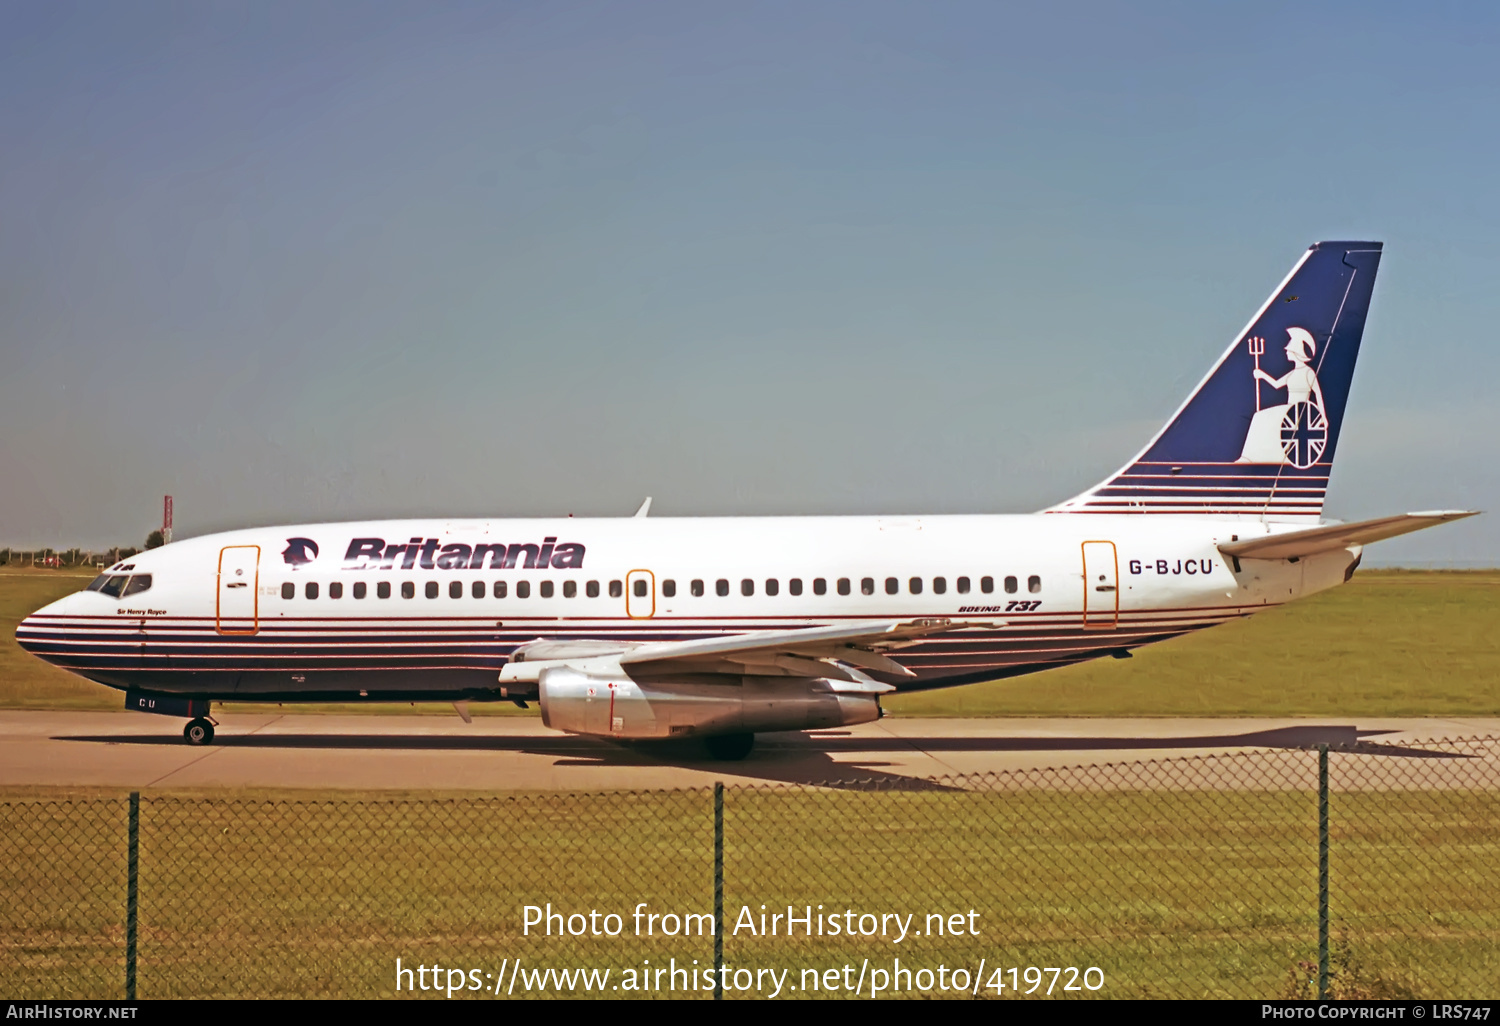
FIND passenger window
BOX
[789,578,803,596]
[281,582,294,600]
[402,581,415,599]
[306,582,319,600]
[981,576,994,594]
[329,582,343,599]
[1005,575,1018,594]
[885,577,899,595]
[814,578,827,595]
[662,580,676,598]
[837,578,850,596]
[587,581,600,598]
[540,581,554,598]
[738,578,752,597]
[472,580,484,599]
[353,582,367,599]
[493,581,507,599]
[449,581,462,599]
[933,576,946,594]
[909,577,922,595]
[691,579,704,597]
[765,578,778,596]
[609,580,623,599]
[425,581,439,599]
[123,575,153,598]
[564,580,577,598]
[1028,575,1042,594]
[716,579,730,597]
[861,578,875,595]
[516,581,531,599]
[634,579,649,598]
[956,576,970,594]
[377,582,391,599]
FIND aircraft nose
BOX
[15,612,40,654]
[15,594,73,657]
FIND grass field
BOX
[2,783,1494,999]
[2,569,1497,716]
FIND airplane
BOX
[15,241,1478,759]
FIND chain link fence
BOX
[3,736,1497,999]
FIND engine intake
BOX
[537,667,881,739]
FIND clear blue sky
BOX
[1,1,1495,564]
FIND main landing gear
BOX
[704,732,755,761]
[183,718,216,746]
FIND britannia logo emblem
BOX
[1235,327,1327,468]
[282,538,320,568]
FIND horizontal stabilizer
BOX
[1218,510,1479,560]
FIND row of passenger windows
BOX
[278,574,1043,600]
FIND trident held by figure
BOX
[1247,336,1265,411]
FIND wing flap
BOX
[1218,510,1478,560]
[501,618,1002,686]
[618,617,998,681]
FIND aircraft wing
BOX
[1218,510,1479,561]
[620,618,1000,682]
[501,618,1002,689]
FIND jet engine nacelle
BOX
[537,666,882,739]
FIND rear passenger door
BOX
[1081,541,1119,630]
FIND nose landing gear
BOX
[183,717,216,746]
[125,692,216,745]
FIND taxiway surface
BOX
[2,710,1496,791]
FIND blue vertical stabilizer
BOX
[1050,241,1382,521]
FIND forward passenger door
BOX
[217,545,261,635]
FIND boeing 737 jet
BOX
[16,241,1476,758]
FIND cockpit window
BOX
[90,574,150,598]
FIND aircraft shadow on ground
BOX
[55,724,1461,789]
[56,730,950,790]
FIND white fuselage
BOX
[17,513,1357,703]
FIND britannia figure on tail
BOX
[1236,326,1328,468]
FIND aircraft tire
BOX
[183,718,215,746]
[704,732,754,761]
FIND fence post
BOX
[1317,745,1330,1001]
[714,781,724,1001]
[126,791,140,1000]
